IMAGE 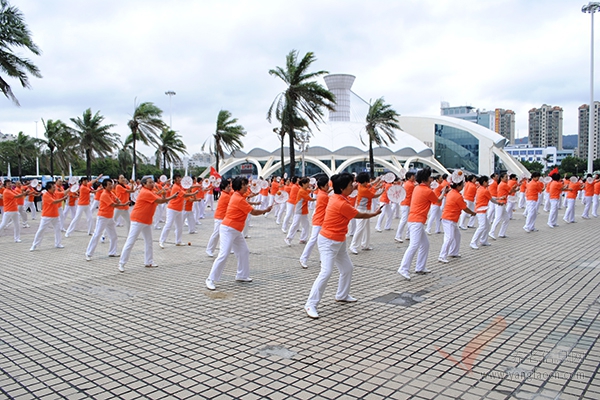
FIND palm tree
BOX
[13,131,38,178]
[70,108,119,179]
[267,50,335,177]
[0,0,42,106]
[127,101,164,177]
[363,97,401,178]
[40,118,72,178]
[203,110,246,173]
[155,128,187,173]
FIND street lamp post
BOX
[583,2,600,174]
[165,91,176,129]
[35,120,39,176]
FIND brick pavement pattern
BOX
[1,206,599,399]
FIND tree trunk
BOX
[288,127,295,177]
[162,150,167,174]
[86,149,92,180]
[18,155,22,179]
[50,150,54,178]
[216,152,220,173]
[132,131,137,179]
[279,131,285,177]
[369,138,375,179]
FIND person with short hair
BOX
[458,175,477,230]
[299,176,330,268]
[159,174,195,248]
[425,174,445,235]
[546,170,565,228]
[523,172,543,232]
[563,175,583,224]
[205,177,272,291]
[438,178,476,263]
[114,175,134,231]
[30,182,68,251]
[304,173,382,319]
[285,177,316,246]
[206,179,232,257]
[394,172,416,243]
[592,174,600,218]
[65,176,100,237]
[281,176,299,233]
[0,180,29,242]
[582,174,596,219]
[489,173,513,239]
[470,176,498,249]
[118,177,178,272]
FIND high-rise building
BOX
[440,103,516,144]
[528,104,563,149]
[494,109,516,145]
[578,102,600,162]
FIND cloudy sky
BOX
[0,0,594,157]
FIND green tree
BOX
[40,118,73,178]
[267,50,335,177]
[0,0,42,106]
[363,97,400,178]
[13,131,38,178]
[155,128,187,173]
[127,102,165,177]
[559,155,587,176]
[204,110,246,173]
[520,160,545,174]
[71,108,119,179]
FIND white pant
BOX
[582,196,593,218]
[113,208,131,233]
[86,216,118,257]
[66,205,94,235]
[305,236,353,308]
[563,198,576,223]
[375,202,393,231]
[159,208,183,244]
[207,225,250,282]
[300,225,322,264]
[204,192,214,211]
[518,192,526,208]
[32,217,62,248]
[490,204,508,237]
[154,204,165,228]
[395,205,410,240]
[119,222,154,267]
[439,219,460,259]
[281,202,294,232]
[24,200,37,219]
[206,219,223,255]
[0,211,21,241]
[64,204,76,221]
[399,222,429,273]
[18,205,28,226]
[487,202,496,223]
[350,207,371,251]
[184,210,196,233]
[425,205,442,233]
[523,200,538,231]
[459,200,476,228]
[470,213,490,246]
[286,214,310,242]
[548,199,559,227]
[507,201,516,220]
[593,194,599,217]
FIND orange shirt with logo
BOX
[408,184,440,223]
[442,189,466,222]
[319,194,358,242]
[222,191,253,232]
[130,187,160,225]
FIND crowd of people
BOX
[1,167,599,319]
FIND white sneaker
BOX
[159,242,165,249]
[29,246,36,252]
[394,238,404,243]
[118,264,125,273]
[438,257,449,264]
[488,233,496,240]
[470,244,479,250]
[349,247,359,255]
[64,233,70,238]
[206,251,214,257]
[305,305,319,319]
[85,255,92,261]
[56,245,64,249]
[235,277,253,282]
[14,239,21,243]
[205,279,216,290]
[398,270,411,280]
[284,238,292,246]
[335,295,357,303]
[299,260,308,269]
[415,268,431,274]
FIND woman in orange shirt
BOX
[0,180,29,242]
[281,176,299,233]
[395,172,416,243]
[285,177,315,245]
[438,177,476,263]
[304,173,381,319]
[205,177,272,291]
[523,172,543,232]
[398,169,448,280]
[546,171,565,228]
[563,175,583,223]
[470,176,499,249]
[582,174,596,219]
[30,181,68,250]
[206,179,232,257]
[593,174,600,217]
[299,176,330,268]
[425,175,445,235]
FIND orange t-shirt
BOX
[167,183,184,211]
[115,184,130,210]
[214,190,232,220]
[519,180,527,194]
[0,187,4,207]
[595,180,600,195]
[130,187,159,225]
[356,185,375,210]
[566,182,581,199]
[548,180,563,199]
[68,191,78,206]
[496,181,510,204]
[222,191,253,232]
[15,187,25,206]
[78,184,92,205]
[98,189,117,218]
[2,188,18,212]
[441,189,466,222]
[463,181,477,202]
[408,184,440,223]
[312,189,330,226]
[401,181,416,206]
[294,188,311,215]
[287,184,300,205]
[379,183,391,204]
[319,194,359,242]
[584,182,595,197]
[525,180,543,201]
[270,181,280,195]
[41,191,60,218]
[489,180,498,197]
[475,186,492,214]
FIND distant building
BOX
[0,131,16,142]
[440,103,516,145]
[528,104,563,149]
[505,144,574,168]
[578,102,600,161]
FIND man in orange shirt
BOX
[0,180,29,242]
[206,179,232,257]
[458,174,477,230]
[159,174,195,248]
[14,181,30,228]
[30,181,68,250]
[398,169,449,280]
[304,173,382,318]
[546,170,565,228]
[349,172,382,254]
[299,176,330,268]
[470,176,499,249]
[118,177,179,272]
[113,175,134,231]
[65,176,100,237]
[582,174,596,219]
[285,177,315,246]
[205,177,273,291]
[563,175,583,223]
[523,172,543,232]
[86,179,127,261]
[489,173,513,239]
[281,176,299,233]
[438,175,475,263]
[395,172,416,243]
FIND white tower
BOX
[324,74,356,122]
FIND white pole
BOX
[590,10,595,174]
[35,121,39,176]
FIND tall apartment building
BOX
[440,103,516,144]
[578,102,600,161]
[528,104,563,149]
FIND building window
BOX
[434,124,479,172]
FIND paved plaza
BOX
[1,204,599,399]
